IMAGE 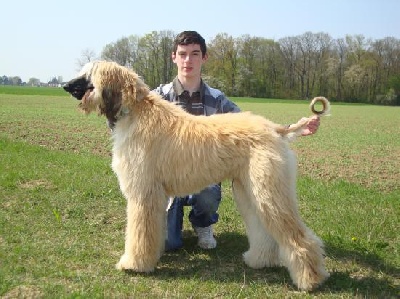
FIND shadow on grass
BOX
[320,238,399,297]
[124,232,398,297]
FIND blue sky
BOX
[1,0,399,83]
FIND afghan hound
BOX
[63,60,330,291]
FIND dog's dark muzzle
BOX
[63,76,94,100]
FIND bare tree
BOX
[293,32,331,99]
[278,36,298,97]
[371,37,400,96]
[330,38,348,100]
[158,30,176,83]
[76,48,97,70]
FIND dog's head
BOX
[64,61,150,127]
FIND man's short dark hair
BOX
[173,31,207,57]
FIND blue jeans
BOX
[166,183,221,251]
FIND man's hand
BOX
[299,115,320,136]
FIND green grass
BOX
[0,85,66,96]
[0,92,399,298]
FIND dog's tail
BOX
[309,96,331,117]
[276,97,330,141]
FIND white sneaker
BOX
[193,225,217,249]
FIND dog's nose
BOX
[63,76,92,100]
[63,83,71,92]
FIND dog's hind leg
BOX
[116,187,166,272]
[232,179,280,269]
[249,150,329,290]
[263,207,329,291]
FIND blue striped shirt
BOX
[153,77,241,116]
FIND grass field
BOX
[0,87,399,298]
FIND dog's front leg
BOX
[116,192,166,272]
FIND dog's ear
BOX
[101,87,122,125]
[122,71,150,103]
[134,81,150,102]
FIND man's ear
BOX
[202,53,208,62]
[171,52,177,63]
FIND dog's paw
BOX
[116,254,132,271]
[293,264,330,291]
[243,250,280,269]
[116,254,155,273]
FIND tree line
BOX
[0,75,63,87]
[89,30,400,105]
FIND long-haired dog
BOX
[64,61,330,291]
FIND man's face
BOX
[172,44,208,79]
